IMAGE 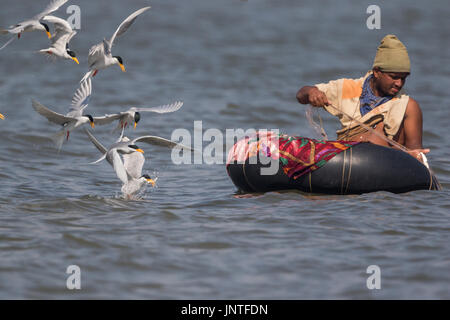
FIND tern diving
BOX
[38,15,79,64]
[80,6,151,82]
[32,78,95,150]
[0,0,68,50]
[84,128,194,198]
[93,101,184,130]
[84,128,156,198]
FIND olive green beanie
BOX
[372,34,411,73]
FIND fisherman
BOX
[296,34,429,161]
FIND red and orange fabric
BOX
[227,131,359,179]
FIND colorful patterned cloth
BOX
[227,131,360,179]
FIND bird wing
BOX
[92,113,124,126]
[87,42,106,68]
[132,135,194,151]
[118,126,125,142]
[51,29,74,49]
[4,24,26,34]
[111,149,129,185]
[131,101,183,114]
[123,151,145,180]
[33,0,68,20]
[83,128,108,154]
[32,99,73,125]
[67,30,77,44]
[69,77,92,114]
[42,15,72,33]
[42,16,75,46]
[49,30,68,47]
[83,128,112,166]
[105,6,151,53]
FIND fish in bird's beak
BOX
[46,31,52,39]
[119,63,126,72]
[0,113,4,120]
[72,57,79,64]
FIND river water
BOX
[0,0,449,299]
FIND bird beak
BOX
[136,148,144,154]
[146,178,156,187]
[134,121,137,129]
[90,121,95,128]
[0,113,4,120]
[46,31,52,39]
[72,57,79,64]
[119,63,126,72]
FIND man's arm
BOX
[402,98,430,159]
[296,86,330,107]
[403,98,424,149]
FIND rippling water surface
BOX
[0,0,449,299]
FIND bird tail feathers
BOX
[37,48,50,54]
[0,37,15,51]
[80,70,94,83]
[51,130,66,151]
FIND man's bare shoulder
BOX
[405,97,422,118]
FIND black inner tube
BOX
[227,143,438,194]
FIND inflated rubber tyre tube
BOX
[226,142,439,194]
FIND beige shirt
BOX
[315,72,409,139]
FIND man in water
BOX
[296,34,429,161]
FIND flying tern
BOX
[32,78,95,150]
[93,101,183,130]
[38,15,79,64]
[0,0,68,50]
[80,6,151,82]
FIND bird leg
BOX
[18,33,21,39]
[92,70,98,77]
[66,131,70,140]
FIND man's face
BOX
[373,69,409,96]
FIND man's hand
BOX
[307,87,330,107]
[296,86,330,107]
[407,148,430,163]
